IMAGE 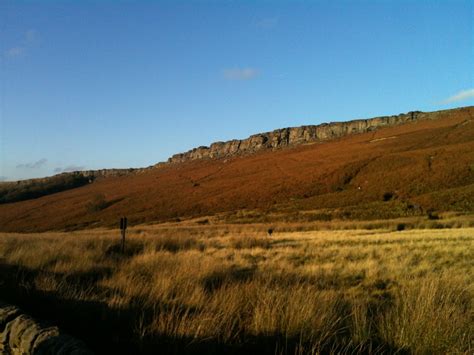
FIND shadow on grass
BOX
[104,240,145,258]
[201,267,256,293]
[0,261,409,355]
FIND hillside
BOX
[0,168,144,204]
[0,106,473,232]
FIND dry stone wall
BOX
[0,302,92,354]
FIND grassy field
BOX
[0,226,472,354]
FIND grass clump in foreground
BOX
[0,228,472,354]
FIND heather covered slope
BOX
[0,106,473,232]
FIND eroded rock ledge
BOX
[0,302,92,354]
[167,110,429,163]
[1,107,466,190]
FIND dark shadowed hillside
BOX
[0,106,473,232]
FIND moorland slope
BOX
[0,106,473,232]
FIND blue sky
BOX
[1,0,473,181]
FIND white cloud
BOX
[5,47,25,58]
[16,158,48,169]
[441,88,474,104]
[54,165,85,173]
[223,67,259,81]
[255,17,279,29]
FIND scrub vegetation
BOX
[0,174,90,204]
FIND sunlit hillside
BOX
[1,106,473,232]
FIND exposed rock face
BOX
[0,302,92,354]
[168,111,425,163]
[0,108,459,189]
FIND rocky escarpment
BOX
[0,302,92,354]
[1,107,465,205]
[168,110,430,163]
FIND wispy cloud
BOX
[255,17,279,29]
[54,165,85,173]
[16,158,48,169]
[25,29,38,43]
[4,29,39,59]
[441,88,474,104]
[5,47,25,58]
[223,67,259,81]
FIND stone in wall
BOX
[0,302,92,354]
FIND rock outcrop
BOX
[0,302,92,354]
[0,108,460,192]
[168,111,427,163]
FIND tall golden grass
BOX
[0,227,472,354]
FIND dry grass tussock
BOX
[0,228,472,354]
